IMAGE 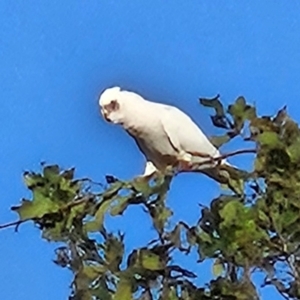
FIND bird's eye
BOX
[108,100,119,111]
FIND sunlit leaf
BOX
[257,131,281,148]
[131,177,151,195]
[219,200,245,227]
[83,265,105,281]
[43,164,60,181]
[104,234,124,271]
[114,276,132,300]
[209,134,231,148]
[23,172,44,189]
[199,231,212,244]
[139,249,164,271]
[84,200,111,232]
[110,196,131,216]
[151,204,173,234]
[287,136,300,163]
[11,196,60,221]
[212,258,224,277]
[168,224,183,248]
[103,181,124,198]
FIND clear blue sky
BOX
[1,1,300,299]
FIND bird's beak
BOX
[100,108,111,122]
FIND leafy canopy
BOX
[3,96,300,300]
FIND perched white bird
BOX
[99,86,234,182]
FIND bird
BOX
[98,86,238,184]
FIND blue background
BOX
[1,1,300,299]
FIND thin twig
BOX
[63,195,95,210]
[0,219,30,231]
[212,148,256,163]
[194,148,256,167]
[0,195,95,231]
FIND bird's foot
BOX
[175,152,193,172]
[176,159,194,172]
[187,151,212,159]
[188,151,217,164]
[187,151,220,169]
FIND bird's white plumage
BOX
[99,87,226,178]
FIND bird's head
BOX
[99,86,123,124]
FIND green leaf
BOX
[110,196,131,216]
[257,210,270,226]
[197,238,220,261]
[11,195,60,221]
[200,96,225,116]
[114,276,132,300]
[254,155,265,173]
[282,118,299,144]
[84,200,111,232]
[23,172,45,189]
[266,148,291,171]
[65,201,88,230]
[165,287,178,300]
[168,224,183,248]
[219,200,245,227]
[281,210,300,228]
[83,265,105,281]
[59,177,80,196]
[43,164,60,181]
[227,96,255,131]
[200,95,231,129]
[103,181,124,199]
[86,192,132,233]
[199,231,213,244]
[287,136,300,163]
[212,258,224,277]
[244,105,257,121]
[139,249,164,271]
[228,96,246,118]
[104,234,124,271]
[131,177,151,195]
[209,134,231,148]
[258,131,281,148]
[151,205,173,234]
[42,218,65,241]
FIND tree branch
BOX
[0,195,95,231]
[0,219,30,231]
[205,148,254,164]
[190,148,256,169]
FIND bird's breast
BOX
[125,122,178,170]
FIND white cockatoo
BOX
[99,86,235,182]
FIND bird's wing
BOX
[156,103,246,190]
[157,104,220,159]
